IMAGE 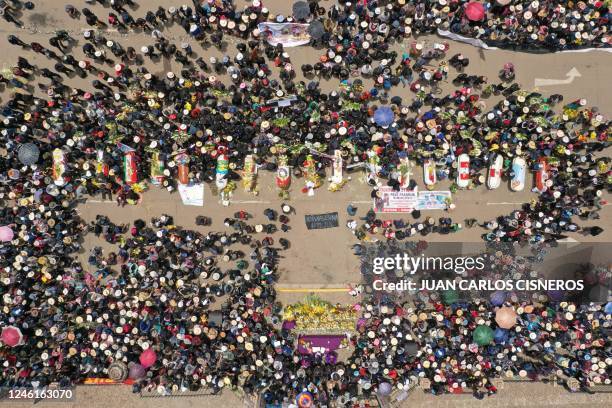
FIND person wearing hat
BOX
[263,208,277,221]
[347,204,358,216]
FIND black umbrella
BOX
[404,341,419,356]
[308,20,325,41]
[18,143,40,165]
[391,96,403,106]
[293,1,311,20]
[588,284,609,302]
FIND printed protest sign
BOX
[258,22,311,47]
[373,187,418,213]
[417,191,452,210]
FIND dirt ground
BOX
[76,171,612,309]
[4,381,612,408]
[1,0,611,407]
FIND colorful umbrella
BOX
[465,2,485,21]
[374,106,395,128]
[547,290,565,302]
[404,341,419,356]
[588,284,609,302]
[139,348,157,368]
[435,347,447,358]
[292,1,311,20]
[0,68,14,80]
[18,143,40,165]
[490,291,506,306]
[494,328,509,343]
[108,362,128,381]
[325,352,337,364]
[1,326,23,347]
[442,289,459,305]
[378,382,393,396]
[296,391,313,407]
[0,226,14,242]
[473,325,494,346]
[308,20,325,41]
[263,391,275,403]
[128,362,146,379]
[495,306,518,329]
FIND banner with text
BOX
[374,187,418,213]
[258,22,311,47]
[417,191,452,210]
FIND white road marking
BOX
[557,237,580,243]
[225,200,271,204]
[278,287,349,293]
[534,67,581,87]
[486,202,525,205]
[486,201,610,206]
[86,200,115,203]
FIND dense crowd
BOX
[1,207,610,403]
[3,1,611,51]
[0,0,610,405]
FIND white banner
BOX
[417,191,452,210]
[437,29,499,50]
[374,187,418,213]
[178,183,204,206]
[258,22,311,47]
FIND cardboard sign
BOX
[178,183,204,206]
[305,212,339,230]
[374,187,418,213]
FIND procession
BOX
[0,0,610,407]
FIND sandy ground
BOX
[77,171,612,309]
[4,381,612,408]
[1,1,611,407]
[3,0,612,107]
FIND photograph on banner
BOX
[417,191,453,210]
[257,22,311,47]
[373,187,418,213]
[178,183,204,206]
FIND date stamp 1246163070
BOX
[1,387,75,402]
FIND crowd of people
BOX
[0,0,610,405]
[4,1,611,51]
[1,206,610,403]
[316,0,611,54]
